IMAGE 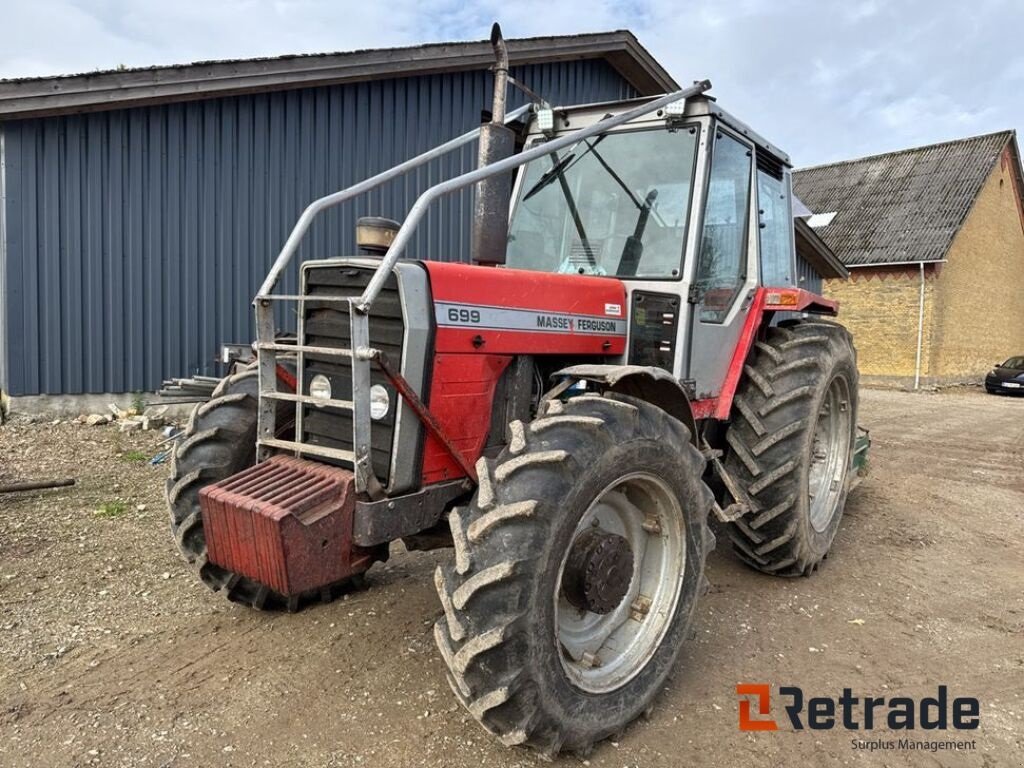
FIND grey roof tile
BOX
[793,131,1013,266]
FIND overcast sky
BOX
[2,0,1022,166]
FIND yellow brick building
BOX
[794,131,1024,386]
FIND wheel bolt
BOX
[630,595,652,621]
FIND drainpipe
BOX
[914,261,925,390]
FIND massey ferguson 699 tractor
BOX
[167,26,866,757]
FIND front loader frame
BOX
[251,81,712,495]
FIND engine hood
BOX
[421,262,628,356]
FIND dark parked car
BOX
[985,356,1024,394]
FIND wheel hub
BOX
[562,528,634,615]
[555,474,687,694]
[807,374,853,532]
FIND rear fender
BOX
[549,365,698,445]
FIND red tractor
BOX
[167,27,865,757]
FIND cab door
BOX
[684,127,759,398]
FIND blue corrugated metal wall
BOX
[797,252,823,294]
[0,60,636,396]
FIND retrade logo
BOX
[735,684,979,732]
[736,684,778,731]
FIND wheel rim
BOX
[554,472,686,694]
[807,374,853,532]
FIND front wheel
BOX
[433,393,714,756]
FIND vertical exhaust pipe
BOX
[471,23,516,266]
[489,22,509,124]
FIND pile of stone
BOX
[79,404,170,433]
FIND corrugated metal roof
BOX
[792,131,1014,266]
[0,31,677,120]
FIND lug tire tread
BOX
[723,320,859,576]
[434,393,713,755]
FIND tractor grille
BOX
[301,265,404,481]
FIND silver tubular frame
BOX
[253,103,532,488]
[253,82,711,493]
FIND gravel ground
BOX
[0,388,1021,767]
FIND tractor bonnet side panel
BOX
[419,262,628,483]
[421,353,512,484]
[422,262,628,355]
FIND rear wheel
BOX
[724,319,858,576]
[165,368,362,610]
[433,393,714,756]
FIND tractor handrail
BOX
[255,102,534,300]
[354,80,711,313]
[253,79,711,491]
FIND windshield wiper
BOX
[584,139,644,212]
[521,133,610,202]
[554,166,597,269]
[522,152,576,201]
[523,150,598,268]
[617,188,659,277]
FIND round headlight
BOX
[370,384,390,421]
[309,374,332,404]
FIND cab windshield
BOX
[506,126,699,279]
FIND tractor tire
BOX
[724,319,858,576]
[165,368,361,610]
[433,393,714,757]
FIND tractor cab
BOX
[506,94,799,398]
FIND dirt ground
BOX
[1,388,1021,768]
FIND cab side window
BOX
[757,167,796,286]
[695,132,752,322]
